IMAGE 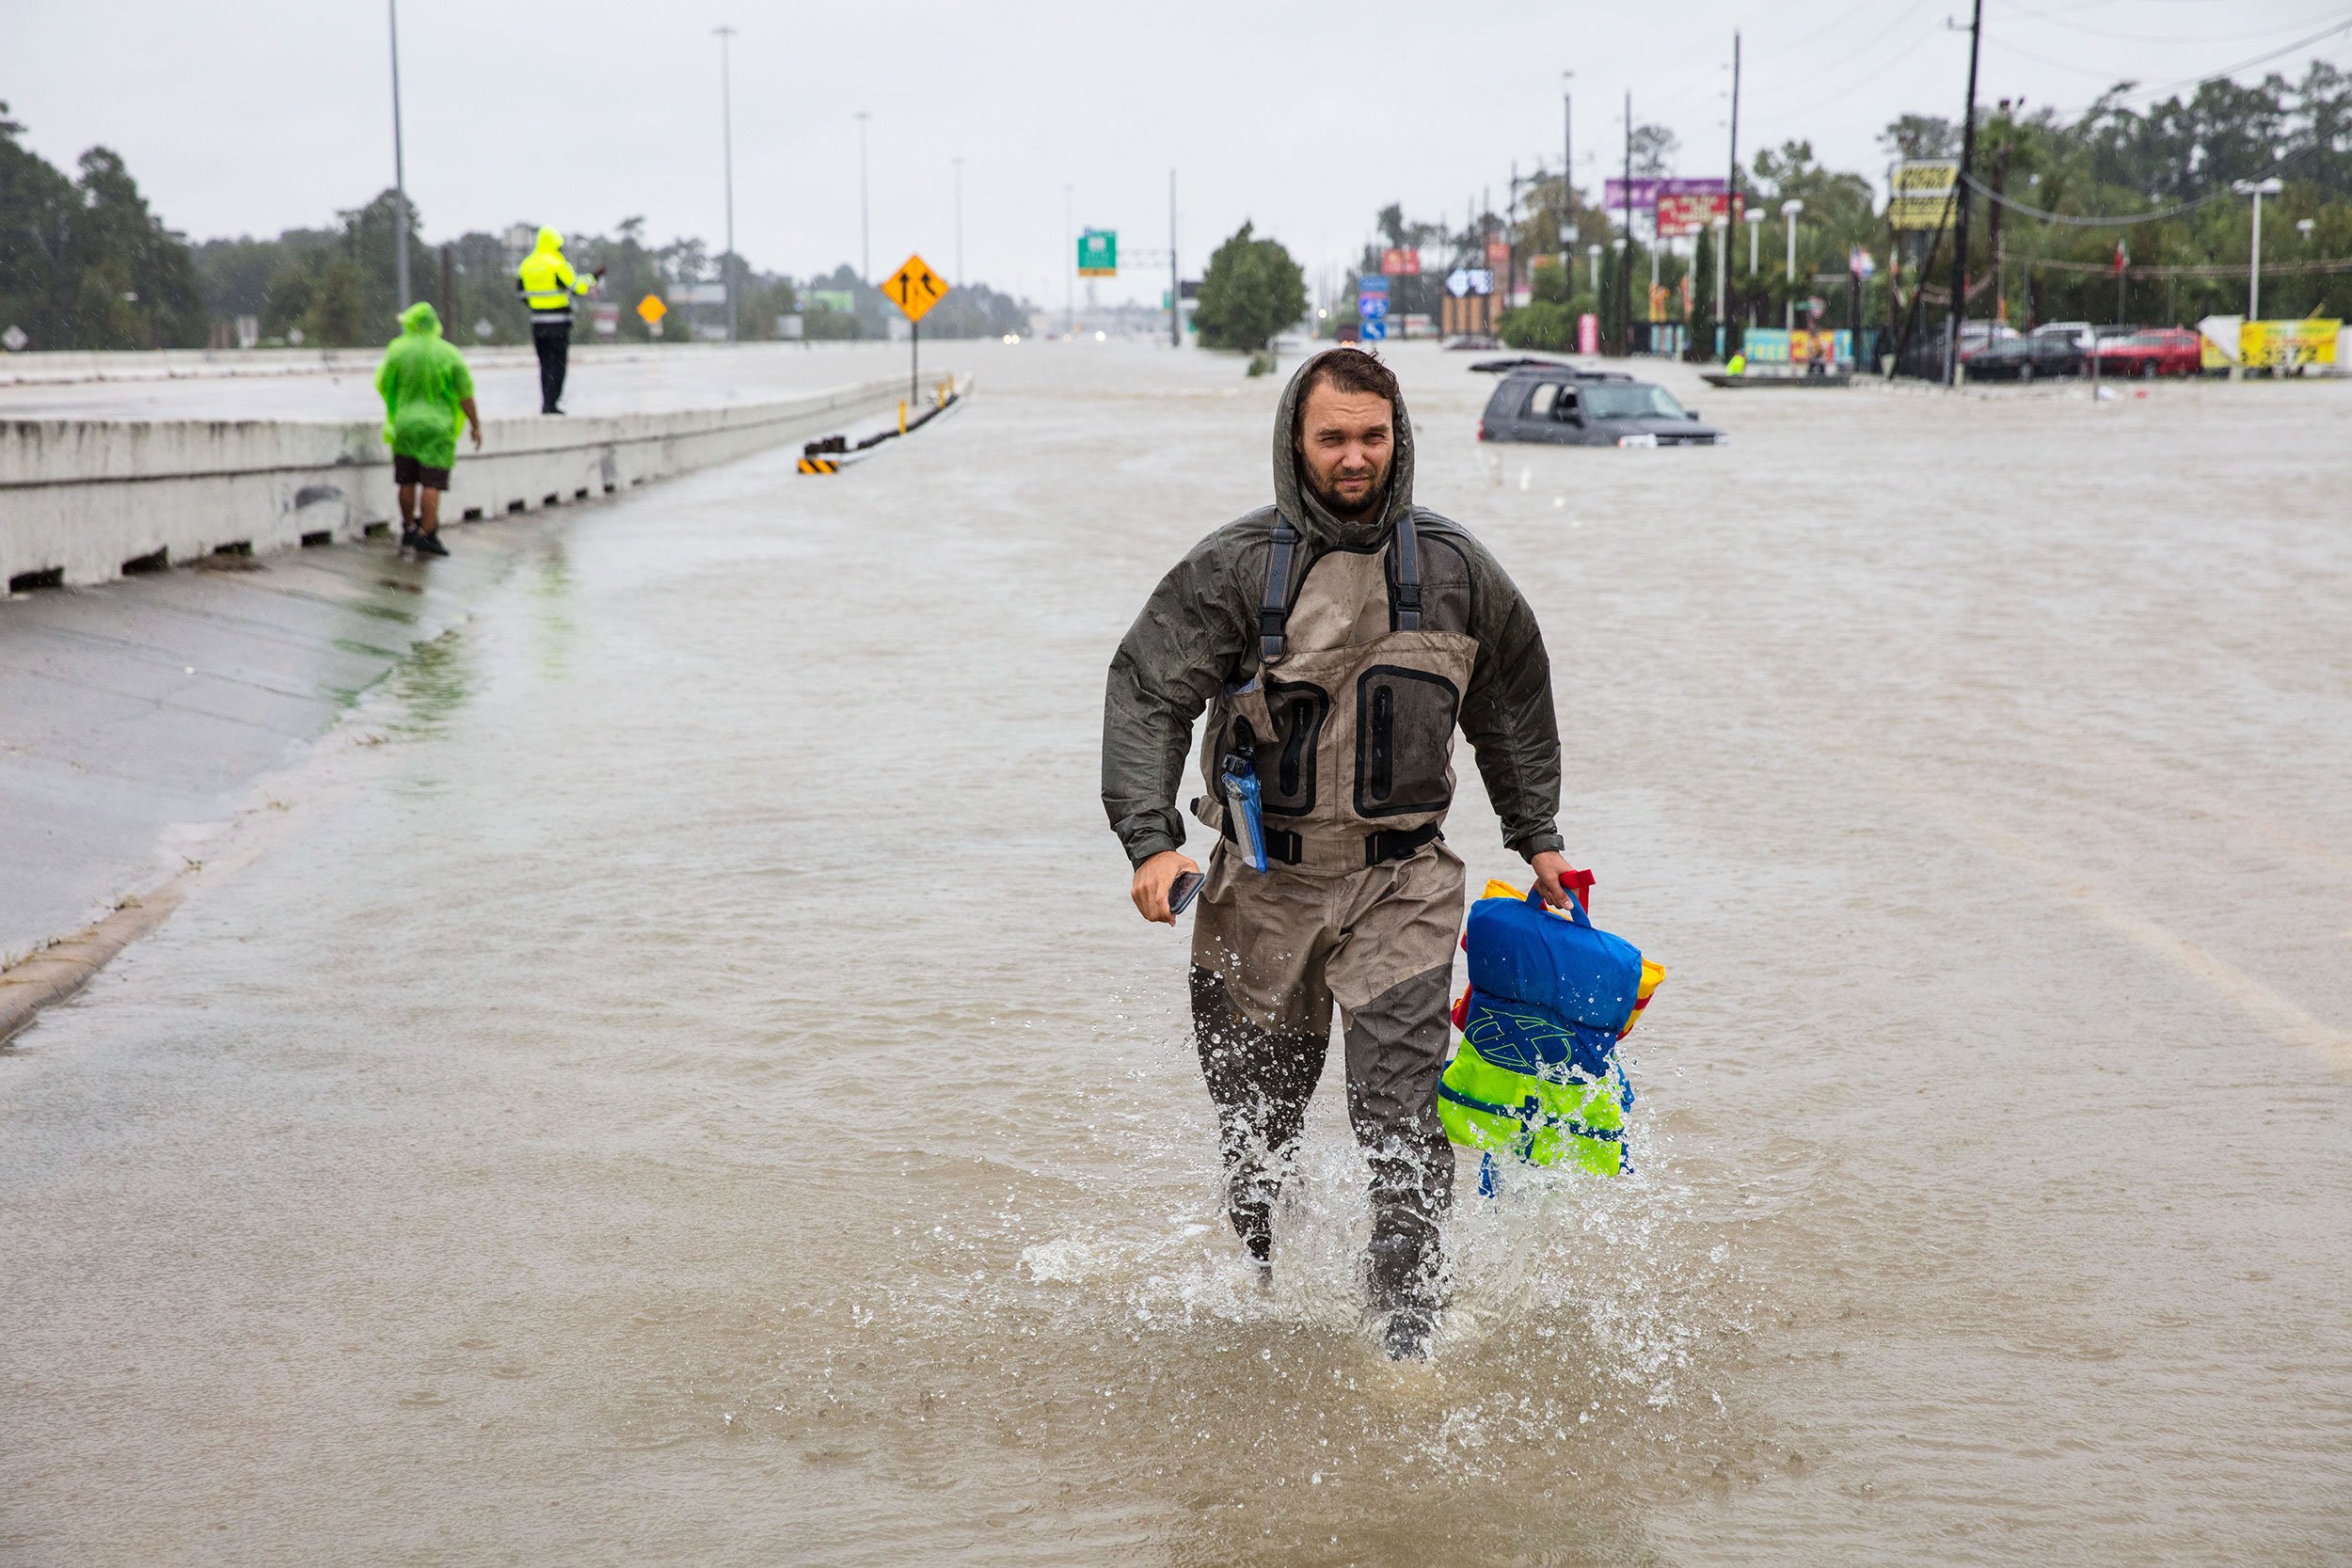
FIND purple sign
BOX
[1603,176,1727,210]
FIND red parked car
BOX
[2094,327,2203,378]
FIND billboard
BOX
[1379,247,1421,276]
[1889,161,1959,231]
[2242,317,2341,369]
[1603,176,1724,213]
[1657,185,1736,237]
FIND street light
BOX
[855,111,872,283]
[1561,71,1575,267]
[953,156,965,282]
[1711,213,1729,348]
[2231,177,2282,323]
[1744,206,1764,277]
[387,0,409,310]
[714,25,738,342]
[1781,198,1804,335]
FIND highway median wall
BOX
[1,374,912,588]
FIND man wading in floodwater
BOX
[1103,348,1572,1361]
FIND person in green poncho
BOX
[375,302,483,558]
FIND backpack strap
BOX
[1259,515,1299,665]
[1393,509,1422,630]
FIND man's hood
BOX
[1271,347,1415,550]
[533,226,564,255]
[400,301,442,337]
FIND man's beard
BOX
[1307,461,1388,521]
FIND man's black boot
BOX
[1382,1307,1436,1362]
[413,529,450,558]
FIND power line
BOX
[1747,9,1946,103]
[2067,11,2352,113]
[1991,0,2352,46]
[1958,143,2312,225]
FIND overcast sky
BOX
[9,0,2348,306]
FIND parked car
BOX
[1962,331,2088,380]
[1479,369,1725,446]
[2094,327,2202,378]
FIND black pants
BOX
[1190,966,1453,1311]
[531,319,570,412]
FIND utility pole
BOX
[1168,168,1180,349]
[388,0,410,310]
[1946,0,1983,385]
[715,25,738,341]
[1063,184,1073,338]
[953,157,964,281]
[1620,91,1633,355]
[855,111,871,283]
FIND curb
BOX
[0,879,188,1045]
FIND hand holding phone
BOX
[1168,870,1203,916]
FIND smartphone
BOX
[1168,870,1204,916]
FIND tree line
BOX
[0,103,1028,353]
[1327,62,2352,355]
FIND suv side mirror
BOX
[1686,409,1700,420]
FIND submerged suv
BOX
[1478,369,1725,447]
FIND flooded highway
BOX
[3,340,2348,1564]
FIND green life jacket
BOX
[1436,885,1657,1178]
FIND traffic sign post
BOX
[1077,230,1118,277]
[883,253,952,407]
[1357,275,1390,342]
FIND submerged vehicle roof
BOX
[1472,357,1634,381]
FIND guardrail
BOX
[1,374,916,590]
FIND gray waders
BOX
[1189,512,1474,1314]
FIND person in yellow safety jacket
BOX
[1726,351,1747,377]
[516,227,604,416]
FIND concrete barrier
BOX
[1,374,913,588]
[0,341,835,387]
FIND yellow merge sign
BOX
[883,253,950,324]
[636,293,667,325]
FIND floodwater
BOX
[3,341,2349,1564]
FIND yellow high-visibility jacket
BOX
[516,227,593,317]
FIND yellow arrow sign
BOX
[636,293,668,325]
[883,254,950,324]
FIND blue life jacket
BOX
[1438,889,1647,1175]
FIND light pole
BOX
[1168,167,1180,349]
[387,0,409,310]
[714,25,738,341]
[2232,177,2282,323]
[1781,198,1804,335]
[1561,71,1574,269]
[953,157,964,282]
[1063,184,1074,338]
[854,111,871,283]
[1745,206,1763,276]
[1711,213,1728,353]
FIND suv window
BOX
[1524,382,1561,418]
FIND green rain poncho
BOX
[375,302,475,469]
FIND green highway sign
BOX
[1077,230,1118,277]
